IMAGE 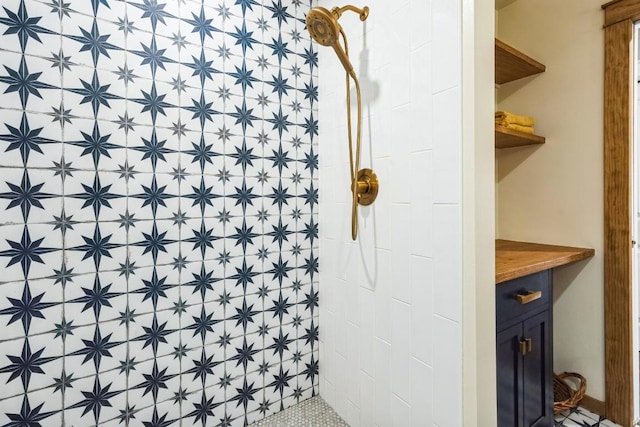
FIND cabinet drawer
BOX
[496,271,550,328]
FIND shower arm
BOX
[331,5,370,21]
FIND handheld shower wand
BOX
[306,6,367,80]
[306,4,378,241]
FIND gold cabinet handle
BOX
[516,290,542,305]
[519,338,533,356]
[518,339,527,356]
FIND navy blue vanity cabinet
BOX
[496,270,553,427]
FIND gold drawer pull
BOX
[518,338,533,356]
[516,290,542,305]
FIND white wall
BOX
[316,0,466,425]
[496,0,605,400]
[463,0,497,425]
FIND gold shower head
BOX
[306,7,340,46]
[305,5,369,79]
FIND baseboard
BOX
[580,394,606,418]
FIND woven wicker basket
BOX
[553,372,587,414]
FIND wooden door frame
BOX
[602,1,635,425]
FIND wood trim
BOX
[602,0,625,9]
[603,0,640,27]
[604,19,634,427]
[580,394,607,418]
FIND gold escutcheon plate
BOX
[357,168,378,206]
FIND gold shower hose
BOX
[341,28,361,241]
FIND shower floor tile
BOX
[247,396,349,427]
[248,398,621,427]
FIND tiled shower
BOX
[0,0,319,425]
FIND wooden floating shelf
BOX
[495,125,545,149]
[495,38,546,85]
[495,239,595,284]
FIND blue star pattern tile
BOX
[0,0,318,425]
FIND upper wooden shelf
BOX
[495,124,545,149]
[495,39,546,85]
[495,239,595,284]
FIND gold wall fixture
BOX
[306,4,378,240]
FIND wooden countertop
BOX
[496,239,595,284]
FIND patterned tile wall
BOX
[0,0,318,425]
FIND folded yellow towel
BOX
[496,123,535,134]
[495,110,535,127]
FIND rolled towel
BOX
[495,110,535,127]
[496,123,535,134]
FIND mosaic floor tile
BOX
[248,396,349,427]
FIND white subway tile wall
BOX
[317,0,463,426]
